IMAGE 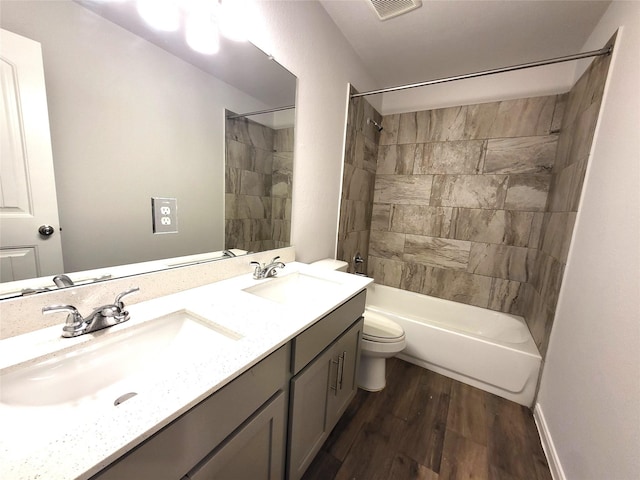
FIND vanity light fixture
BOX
[136,0,180,31]
[218,0,252,42]
[134,0,253,55]
[185,1,221,54]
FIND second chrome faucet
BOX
[250,257,285,280]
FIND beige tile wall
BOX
[337,92,383,271]
[368,95,562,312]
[225,117,293,251]
[523,42,613,356]
[272,128,294,248]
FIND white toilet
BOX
[311,259,406,392]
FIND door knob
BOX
[38,225,55,236]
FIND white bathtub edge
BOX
[366,283,541,407]
[397,353,537,407]
[534,403,566,480]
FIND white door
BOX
[0,28,64,282]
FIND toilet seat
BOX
[363,310,405,343]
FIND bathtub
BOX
[365,283,541,406]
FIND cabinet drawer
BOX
[91,344,290,480]
[291,290,365,374]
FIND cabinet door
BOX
[326,317,362,429]
[288,318,364,480]
[287,346,334,480]
[187,391,286,480]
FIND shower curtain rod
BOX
[226,104,295,120]
[350,46,612,98]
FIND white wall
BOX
[250,0,379,262]
[535,2,640,479]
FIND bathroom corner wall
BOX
[368,95,563,312]
[225,118,294,252]
[523,42,613,356]
[336,93,383,271]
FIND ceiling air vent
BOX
[368,0,423,21]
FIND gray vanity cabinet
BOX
[287,293,365,480]
[90,344,289,480]
[90,290,367,480]
[184,391,286,480]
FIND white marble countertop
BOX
[0,262,371,480]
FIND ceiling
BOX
[319,0,611,89]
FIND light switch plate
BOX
[151,197,178,234]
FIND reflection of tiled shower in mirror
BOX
[224,112,294,252]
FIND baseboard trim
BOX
[534,403,566,480]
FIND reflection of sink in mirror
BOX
[0,311,242,408]
[243,272,344,304]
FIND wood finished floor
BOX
[302,358,552,480]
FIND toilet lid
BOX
[363,310,405,342]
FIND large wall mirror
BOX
[0,0,296,298]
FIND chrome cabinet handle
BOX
[330,357,340,395]
[330,352,346,395]
[337,352,346,390]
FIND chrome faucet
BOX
[250,256,285,279]
[43,287,139,338]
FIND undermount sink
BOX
[243,271,344,304]
[0,310,243,408]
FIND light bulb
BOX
[136,0,180,32]
[185,9,220,55]
[218,0,252,42]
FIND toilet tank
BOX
[311,259,348,272]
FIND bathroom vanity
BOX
[92,344,290,480]
[0,262,370,480]
[288,293,364,480]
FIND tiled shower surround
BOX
[225,117,293,252]
[337,91,383,269]
[338,46,611,357]
[368,94,561,316]
[523,46,612,356]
